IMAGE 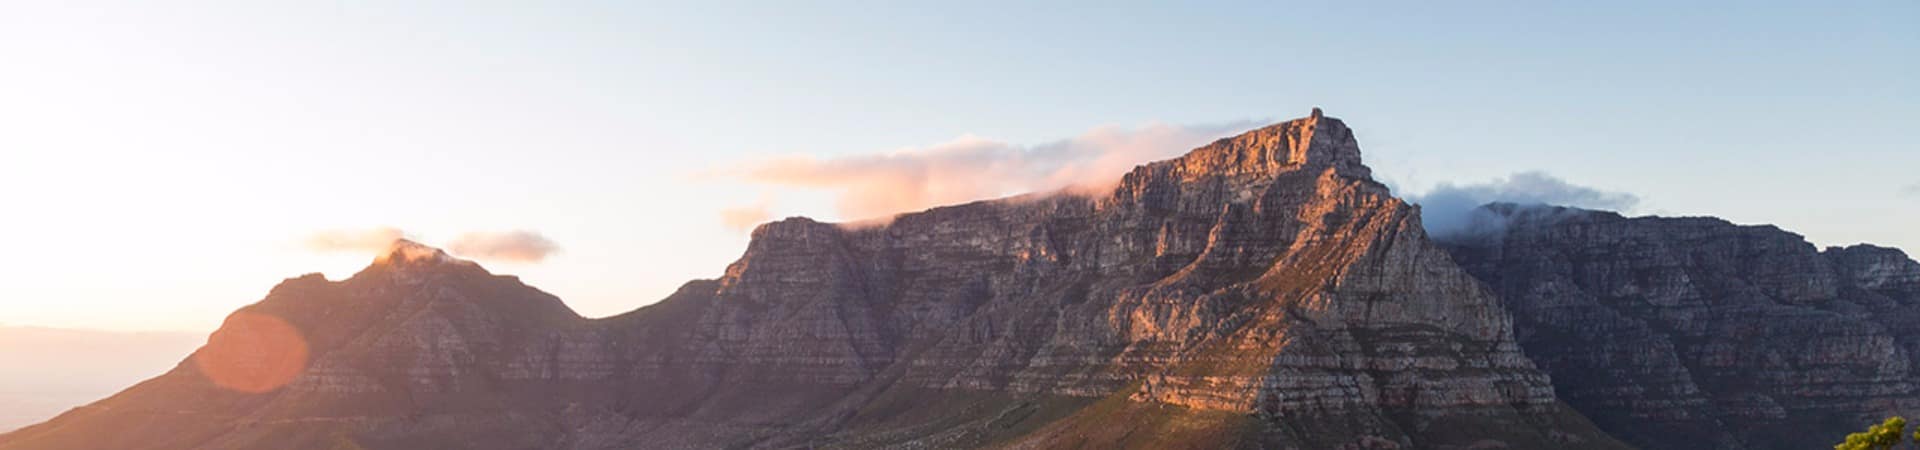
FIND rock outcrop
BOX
[1439,203,1920,450]
[0,112,1623,449]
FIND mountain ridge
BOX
[7,111,1627,449]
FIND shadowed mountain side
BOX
[1440,203,1920,450]
[0,112,1626,450]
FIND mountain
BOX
[1439,204,1920,450]
[0,245,589,449]
[0,111,1626,449]
[0,326,203,432]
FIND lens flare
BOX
[193,311,310,394]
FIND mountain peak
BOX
[371,239,466,266]
[1138,109,1369,184]
[1286,107,1364,176]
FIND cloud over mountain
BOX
[446,230,560,263]
[1405,171,1639,236]
[719,121,1258,220]
[720,201,773,232]
[303,227,408,253]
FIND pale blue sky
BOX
[2,1,1915,331]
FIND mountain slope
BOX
[0,244,592,449]
[1439,204,1920,450]
[0,111,1624,449]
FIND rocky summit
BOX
[1,110,1762,450]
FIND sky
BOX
[0,326,202,430]
[1,1,1915,332]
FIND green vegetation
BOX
[1836,416,1916,450]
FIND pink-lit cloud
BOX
[303,227,408,253]
[720,200,773,232]
[718,121,1257,220]
[445,230,560,263]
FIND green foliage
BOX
[1836,416,1908,450]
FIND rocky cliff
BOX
[0,111,1624,449]
[1439,204,1920,450]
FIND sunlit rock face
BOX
[0,112,1626,450]
[1439,204,1920,450]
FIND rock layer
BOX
[0,113,1622,449]
[1439,204,1920,450]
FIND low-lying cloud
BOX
[1405,171,1639,237]
[720,201,773,232]
[302,228,560,263]
[303,227,408,253]
[719,121,1258,220]
[446,230,560,263]
[1902,183,1920,198]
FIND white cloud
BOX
[1404,171,1639,237]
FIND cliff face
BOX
[0,112,1623,450]
[1439,204,1920,450]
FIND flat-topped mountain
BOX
[4,111,1628,449]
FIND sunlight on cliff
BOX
[193,311,309,394]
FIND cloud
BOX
[720,201,773,232]
[446,230,560,263]
[303,227,407,253]
[1405,171,1639,237]
[1902,183,1920,198]
[718,121,1259,220]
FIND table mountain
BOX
[0,111,1624,449]
[1439,203,1920,450]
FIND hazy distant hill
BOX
[0,326,201,432]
